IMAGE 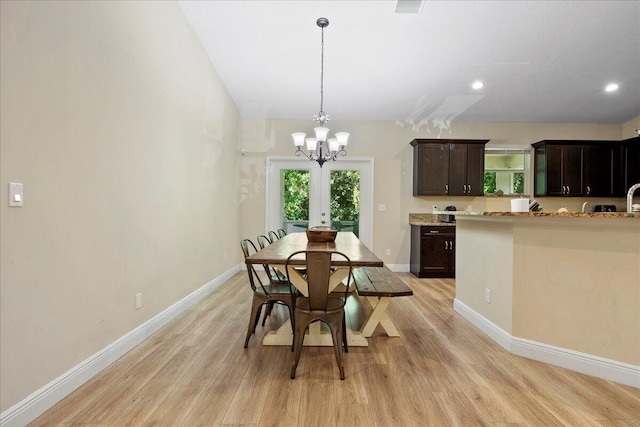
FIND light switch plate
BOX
[9,182,23,207]
[377,204,386,212]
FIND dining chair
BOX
[286,250,352,380]
[269,230,280,242]
[277,228,287,239]
[256,235,287,283]
[256,234,289,325]
[241,239,296,348]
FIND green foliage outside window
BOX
[283,170,309,220]
[330,170,360,221]
[282,169,360,222]
[484,172,497,194]
[513,172,524,194]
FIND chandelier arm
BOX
[295,149,313,161]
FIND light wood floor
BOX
[30,272,639,426]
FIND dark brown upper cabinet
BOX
[411,139,489,196]
[533,140,623,197]
[622,136,640,192]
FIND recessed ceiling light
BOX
[472,81,484,90]
[605,83,619,92]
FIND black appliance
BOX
[442,206,457,223]
[594,205,617,212]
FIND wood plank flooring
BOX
[30,272,640,426]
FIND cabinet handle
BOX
[586,186,591,195]
[429,230,439,234]
[562,185,566,194]
[445,184,449,194]
[463,184,467,194]
[468,184,471,193]
[450,240,454,250]
[567,185,570,194]
[445,241,448,250]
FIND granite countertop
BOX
[434,211,640,219]
[409,213,456,226]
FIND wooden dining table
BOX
[245,231,384,347]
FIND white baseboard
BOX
[386,263,409,272]
[0,264,241,427]
[453,299,640,389]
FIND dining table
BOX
[244,231,384,347]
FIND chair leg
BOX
[286,303,295,352]
[244,299,264,348]
[262,301,274,326]
[328,319,345,380]
[342,312,348,353]
[291,317,308,379]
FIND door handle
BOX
[445,241,448,250]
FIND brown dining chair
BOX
[256,234,287,283]
[256,234,288,325]
[241,239,295,348]
[286,250,352,380]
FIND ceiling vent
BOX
[395,0,424,14]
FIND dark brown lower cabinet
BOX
[410,225,456,278]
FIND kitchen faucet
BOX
[627,183,640,213]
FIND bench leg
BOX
[361,297,400,338]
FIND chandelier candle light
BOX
[292,17,349,167]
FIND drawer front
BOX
[421,226,455,237]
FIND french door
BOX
[266,157,373,249]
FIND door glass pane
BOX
[281,169,309,233]
[329,170,360,237]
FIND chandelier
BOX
[292,17,349,167]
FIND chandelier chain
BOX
[319,25,324,118]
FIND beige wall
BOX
[0,1,241,411]
[239,118,623,265]
[622,114,640,139]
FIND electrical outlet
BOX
[135,293,142,310]
[485,288,491,303]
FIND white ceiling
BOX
[179,1,640,125]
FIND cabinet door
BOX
[584,145,614,196]
[465,144,485,196]
[420,235,450,275]
[546,145,564,195]
[624,143,640,191]
[414,143,449,195]
[563,146,584,196]
[448,143,467,196]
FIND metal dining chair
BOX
[286,250,352,380]
[269,230,280,242]
[277,228,287,239]
[241,239,295,348]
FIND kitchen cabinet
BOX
[411,139,489,196]
[533,140,622,197]
[584,144,622,197]
[623,136,640,192]
[410,225,455,278]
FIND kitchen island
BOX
[445,211,639,387]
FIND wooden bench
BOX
[352,266,413,338]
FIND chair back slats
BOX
[286,250,352,311]
[240,239,268,294]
